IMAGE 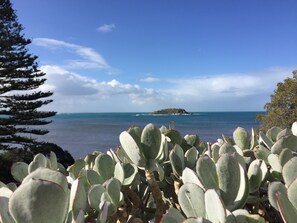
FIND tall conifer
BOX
[0,0,56,150]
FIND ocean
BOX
[39,112,263,159]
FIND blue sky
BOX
[11,0,297,112]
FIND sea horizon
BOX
[39,111,264,159]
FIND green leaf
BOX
[162,207,185,223]
[178,183,205,218]
[9,179,68,223]
[196,155,219,191]
[11,162,28,183]
[216,154,240,209]
[94,154,115,181]
[233,127,250,150]
[205,189,226,223]
[119,131,146,167]
[141,123,162,160]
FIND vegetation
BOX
[0,0,56,150]
[1,122,297,223]
[150,108,192,115]
[0,0,74,183]
[257,70,297,131]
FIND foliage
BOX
[1,122,297,223]
[257,70,297,131]
[0,0,56,150]
[0,143,74,183]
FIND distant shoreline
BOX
[150,108,192,115]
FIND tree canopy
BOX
[257,70,297,131]
[0,0,56,150]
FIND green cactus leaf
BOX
[277,128,293,141]
[288,178,297,210]
[141,123,162,160]
[73,209,85,223]
[114,162,125,184]
[253,145,270,164]
[182,168,204,189]
[231,163,249,211]
[268,181,287,211]
[225,210,236,223]
[155,134,169,163]
[28,160,41,173]
[232,209,265,223]
[292,121,297,136]
[283,157,297,187]
[279,148,294,167]
[94,154,115,181]
[266,126,282,142]
[119,131,146,167]
[10,162,28,183]
[67,159,86,179]
[259,132,273,149]
[185,147,199,169]
[219,143,236,155]
[205,189,226,223]
[49,151,58,170]
[88,184,105,211]
[86,169,105,185]
[250,128,259,149]
[271,135,297,154]
[0,187,14,223]
[100,194,117,216]
[128,125,142,143]
[9,178,68,223]
[84,153,97,168]
[242,150,254,166]
[22,167,68,193]
[98,201,109,222]
[178,183,206,218]
[164,129,183,145]
[184,134,200,147]
[268,154,282,174]
[33,153,47,167]
[211,143,220,163]
[170,145,185,177]
[233,127,250,150]
[247,160,262,193]
[106,178,122,207]
[196,155,219,191]
[107,149,121,163]
[122,163,138,186]
[69,179,87,219]
[162,207,185,223]
[216,154,241,209]
[276,190,297,223]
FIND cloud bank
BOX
[34,38,295,112]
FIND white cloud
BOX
[39,65,163,112]
[33,38,114,72]
[39,61,295,112]
[96,24,115,33]
[140,76,160,83]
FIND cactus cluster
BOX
[0,122,297,223]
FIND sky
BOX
[11,0,297,113]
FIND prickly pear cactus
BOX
[0,121,297,223]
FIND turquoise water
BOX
[39,112,263,159]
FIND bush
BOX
[1,122,297,223]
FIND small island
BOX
[150,108,192,115]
